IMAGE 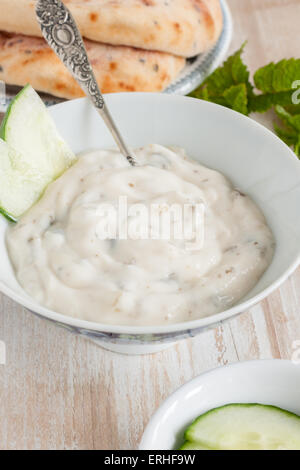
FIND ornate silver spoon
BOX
[36,0,136,166]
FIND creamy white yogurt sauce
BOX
[6,145,275,325]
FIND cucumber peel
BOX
[180,442,211,450]
[180,404,300,450]
[0,84,76,220]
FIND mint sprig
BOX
[189,45,300,157]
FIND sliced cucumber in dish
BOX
[180,442,211,450]
[180,404,300,450]
[0,84,76,220]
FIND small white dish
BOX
[140,360,300,450]
[0,93,300,355]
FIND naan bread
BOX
[0,0,223,58]
[0,32,185,98]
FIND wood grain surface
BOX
[0,0,300,450]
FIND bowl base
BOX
[87,337,177,355]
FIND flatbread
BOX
[0,32,185,98]
[0,0,223,58]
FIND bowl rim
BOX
[1,93,300,335]
[139,359,300,449]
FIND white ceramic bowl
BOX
[140,360,300,449]
[1,93,300,355]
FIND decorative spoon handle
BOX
[36,0,136,166]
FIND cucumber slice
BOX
[180,442,211,450]
[0,139,41,222]
[180,404,300,450]
[0,84,76,219]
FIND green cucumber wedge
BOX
[180,404,300,450]
[0,84,76,220]
[0,139,40,222]
[180,442,211,450]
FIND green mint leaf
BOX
[249,91,293,113]
[251,59,300,113]
[203,42,248,95]
[223,83,248,115]
[254,59,300,93]
[275,105,300,132]
[284,104,300,115]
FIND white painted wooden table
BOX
[0,0,300,450]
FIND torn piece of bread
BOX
[0,32,185,98]
[0,0,223,58]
